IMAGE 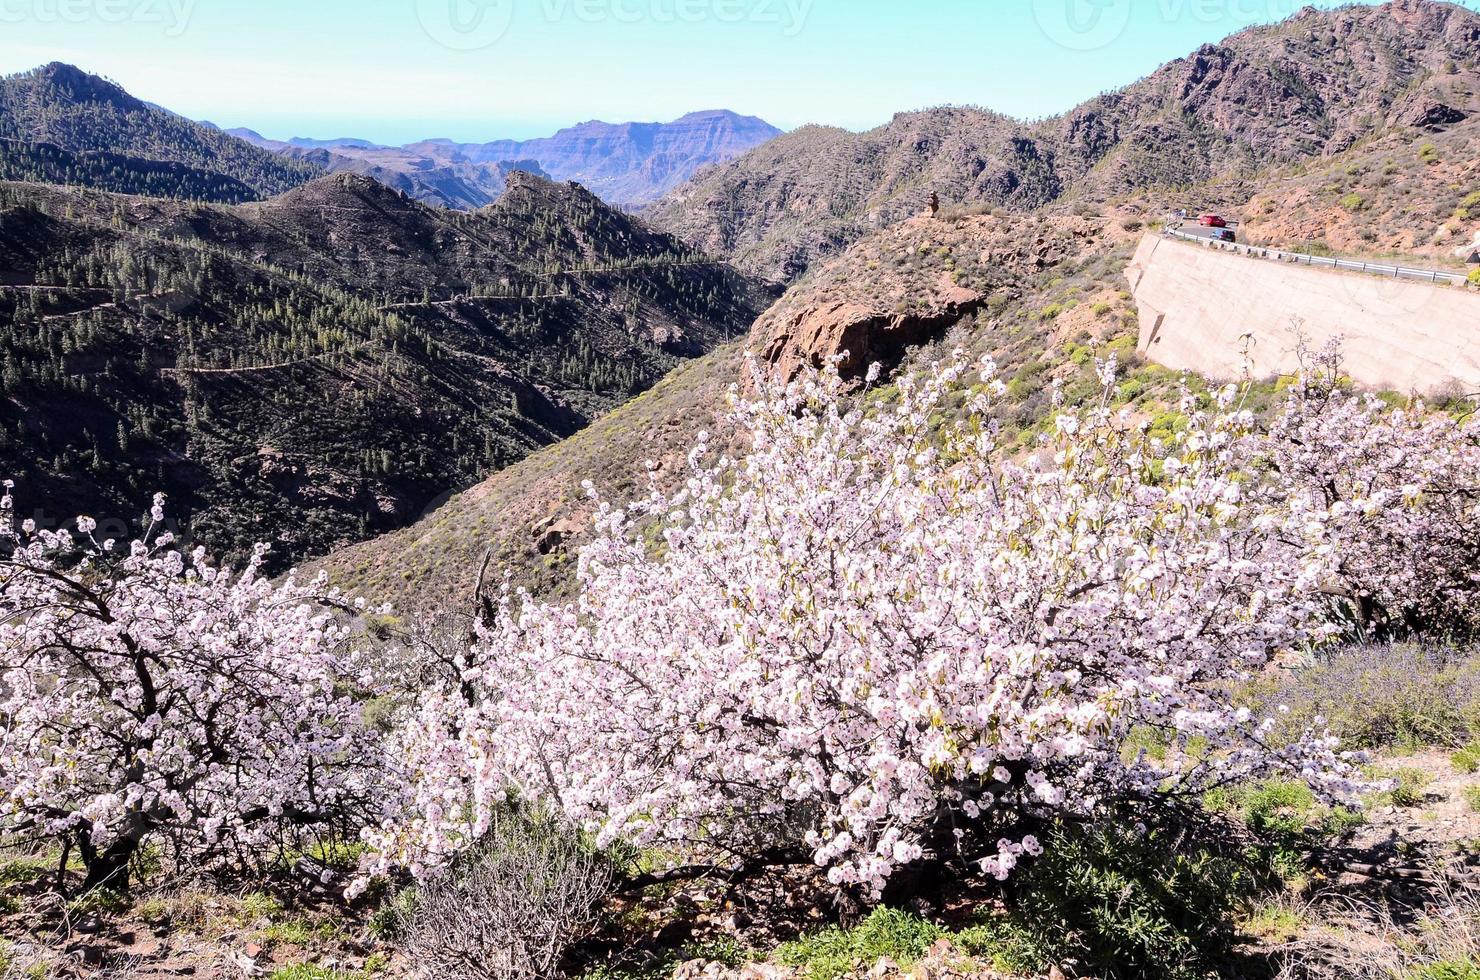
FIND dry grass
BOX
[1272,861,1480,979]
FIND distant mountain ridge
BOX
[247,138,553,211]
[649,0,1480,283]
[233,109,782,210]
[0,64,779,210]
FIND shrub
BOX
[1461,786,1480,813]
[398,806,613,980]
[1341,193,1368,212]
[1468,268,1480,287]
[1454,743,1480,773]
[992,820,1263,980]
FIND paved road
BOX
[1173,224,1228,242]
[1165,224,1472,287]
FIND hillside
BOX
[236,110,782,210]
[313,205,1147,613]
[650,0,1480,283]
[0,63,323,202]
[0,171,768,569]
[1233,118,1480,260]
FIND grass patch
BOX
[1454,743,1480,774]
[262,916,339,946]
[1370,767,1433,809]
[1410,961,1480,980]
[241,891,284,921]
[267,967,365,980]
[777,908,942,980]
[1241,900,1305,944]
[951,919,1045,975]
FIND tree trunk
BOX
[76,822,143,893]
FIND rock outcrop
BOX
[749,215,1100,382]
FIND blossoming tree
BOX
[0,490,384,891]
[365,352,1475,899]
[1262,352,1480,637]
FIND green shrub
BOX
[682,937,750,967]
[988,820,1263,980]
[1242,780,1318,836]
[1214,778,1362,884]
[367,887,417,941]
[1454,743,1480,773]
[1410,960,1480,980]
[1468,268,1480,287]
[1340,193,1367,212]
[1461,785,1480,813]
[777,908,942,980]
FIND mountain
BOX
[412,110,784,208]
[0,171,768,568]
[0,63,323,203]
[236,110,782,211]
[224,130,385,152]
[274,143,551,210]
[649,0,1480,283]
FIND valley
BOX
[4,3,1480,980]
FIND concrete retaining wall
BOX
[1126,234,1480,394]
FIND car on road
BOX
[1211,228,1237,243]
[1198,214,1228,228]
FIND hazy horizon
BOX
[6,0,1474,145]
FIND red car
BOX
[1198,214,1228,228]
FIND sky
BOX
[1,0,1477,145]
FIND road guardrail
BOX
[1163,227,1472,287]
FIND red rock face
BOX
[747,215,1101,384]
